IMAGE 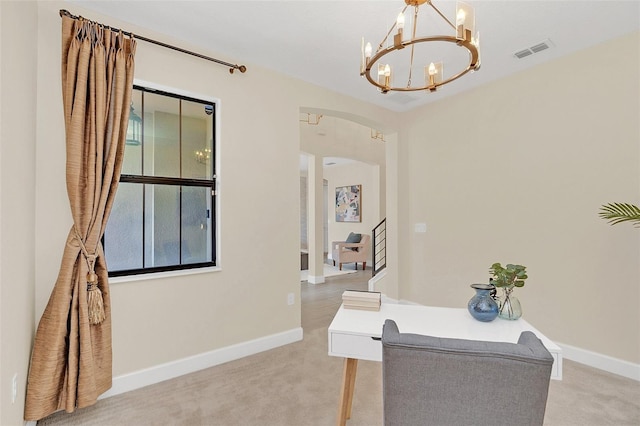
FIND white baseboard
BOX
[307,275,325,284]
[559,342,640,381]
[100,327,304,399]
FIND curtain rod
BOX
[59,9,247,74]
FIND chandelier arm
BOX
[377,4,410,52]
[428,2,456,30]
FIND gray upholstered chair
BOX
[381,319,554,426]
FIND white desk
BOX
[328,303,562,425]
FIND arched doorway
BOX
[299,111,389,284]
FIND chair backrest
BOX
[358,234,371,256]
[381,319,553,426]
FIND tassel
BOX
[87,272,105,325]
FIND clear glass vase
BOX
[498,287,522,320]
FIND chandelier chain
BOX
[406,5,420,88]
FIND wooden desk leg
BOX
[337,357,358,426]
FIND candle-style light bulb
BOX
[427,62,437,87]
[383,64,391,90]
[456,7,467,40]
[397,13,405,30]
[378,64,389,91]
[394,12,405,47]
[426,62,442,89]
[456,3,474,41]
[365,42,372,59]
[456,9,466,26]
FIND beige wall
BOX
[398,32,640,364]
[0,2,38,424]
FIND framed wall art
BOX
[335,185,361,222]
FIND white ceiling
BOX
[69,1,639,112]
[299,155,356,175]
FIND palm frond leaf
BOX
[599,202,640,227]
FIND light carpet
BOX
[300,264,357,282]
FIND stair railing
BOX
[372,218,386,276]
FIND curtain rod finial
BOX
[229,65,247,74]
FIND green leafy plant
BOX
[599,202,640,227]
[489,263,528,289]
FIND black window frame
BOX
[106,85,217,277]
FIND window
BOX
[105,85,217,276]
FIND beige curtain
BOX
[24,15,136,421]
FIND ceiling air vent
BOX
[530,42,550,53]
[514,49,533,59]
[514,39,554,59]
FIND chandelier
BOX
[194,148,212,164]
[360,0,480,93]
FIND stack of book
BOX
[342,290,381,311]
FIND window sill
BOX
[109,266,222,284]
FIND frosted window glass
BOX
[181,186,212,264]
[104,183,143,270]
[150,185,180,268]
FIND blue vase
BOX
[468,284,499,322]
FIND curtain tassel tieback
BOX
[74,227,106,325]
[86,270,106,325]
